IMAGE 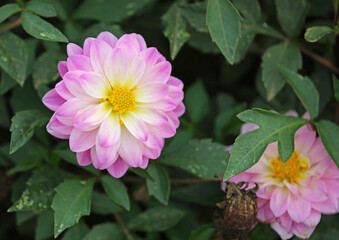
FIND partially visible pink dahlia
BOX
[42,32,185,178]
[225,111,339,239]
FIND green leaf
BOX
[181,1,208,33]
[163,129,194,155]
[275,0,308,37]
[7,157,41,174]
[333,75,339,101]
[101,175,130,211]
[91,192,122,215]
[162,2,190,60]
[316,120,339,167]
[159,139,229,178]
[146,165,170,205]
[8,167,72,212]
[25,0,57,17]
[0,3,21,24]
[233,0,261,22]
[280,66,320,119]
[224,109,309,180]
[188,224,215,240]
[52,179,95,237]
[261,42,302,101]
[10,110,49,154]
[0,32,28,86]
[61,220,89,240]
[83,223,124,240]
[206,0,241,64]
[21,11,68,42]
[35,210,54,240]
[128,207,186,232]
[0,71,17,95]
[74,0,152,22]
[129,168,154,182]
[185,80,209,124]
[33,50,65,90]
[305,26,334,42]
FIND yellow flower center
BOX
[101,86,137,115]
[270,151,309,184]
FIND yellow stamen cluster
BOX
[270,151,309,184]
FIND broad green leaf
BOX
[162,2,190,60]
[21,11,68,42]
[52,179,95,237]
[163,129,194,155]
[233,0,261,22]
[61,220,89,240]
[275,0,308,37]
[33,50,65,90]
[146,164,170,205]
[16,211,36,225]
[129,168,154,181]
[0,3,21,23]
[305,26,334,42]
[188,224,215,240]
[261,42,302,101]
[101,175,130,211]
[185,80,209,124]
[10,110,49,154]
[224,109,309,180]
[280,66,319,119]
[25,0,57,17]
[8,167,72,212]
[0,32,28,86]
[128,207,186,232]
[91,192,122,215]
[7,156,41,174]
[74,0,152,22]
[181,1,208,33]
[316,120,339,167]
[333,75,339,101]
[206,0,241,64]
[83,223,124,240]
[35,210,54,240]
[159,139,229,178]
[0,71,17,95]
[187,30,219,54]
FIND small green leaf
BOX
[316,120,339,167]
[35,210,54,240]
[188,224,215,240]
[261,42,302,101]
[0,71,17,95]
[185,80,210,124]
[91,192,122,215]
[25,0,57,17]
[233,0,261,22]
[275,0,308,37]
[280,66,319,119]
[21,11,68,42]
[74,0,152,22]
[129,168,154,182]
[0,3,21,23]
[0,32,28,86]
[305,26,334,42]
[61,220,89,240]
[146,165,170,205]
[128,207,185,232]
[10,110,49,154]
[333,75,339,101]
[52,179,95,237]
[163,129,194,155]
[101,175,130,211]
[206,0,241,64]
[162,2,190,60]
[181,1,208,33]
[159,139,229,178]
[83,223,124,240]
[224,109,309,180]
[7,157,41,174]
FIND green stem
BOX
[0,18,22,34]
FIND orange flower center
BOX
[270,151,309,184]
[101,86,137,114]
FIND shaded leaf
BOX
[207,0,241,64]
[305,26,334,42]
[0,71,17,95]
[159,139,229,178]
[333,75,339,101]
[21,11,68,42]
[185,80,209,124]
[224,109,309,180]
[35,210,54,240]
[188,224,215,240]
[280,66,319,119]
[129,168,154,182]
[91,192,122,215]
[101,175,130,211]
[83,223,124,240]
[25,0,57,17]
[181,1,208,33]
[61,220,89,240]
[146,164,170,205]
[52,179,95,237]
[0,3,21,23]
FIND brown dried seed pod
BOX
[213,181,258,240]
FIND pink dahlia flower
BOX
[225,111,339,239]
[42,32,185,178]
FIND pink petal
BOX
[98,113,121,148]
[115,41,138,62]
[299,179,328,202]
[279,212,293,231]
[104,48,127,86]
[141,61,171,84]
[311,197,338,214]
[133,106,168,126]
[55,81,74,100]
[167,84,184,105]
[67,43,83,56]
[139,47,160,76]
[83,37,95,57]
[97,31,118,48]
[287,195,311,222]
[270,188,290,217]
[139,156,149,169]
[63,71,94,100]
[134,82,168,103]
[76,150,91,166]
[95,137,119,167]
[167,76,184,90]
[304,210,321,228]
[67,54,93,72]
[116,33,146,53]
[69,128,97,152]
[173,102,186,117]
[46,114,72,139]
[118,128,144,167]
[74,102,111,130]
[143,146,161,159]
[295,126,316,154]
[90,39,112,75]
[257,201,275,223]
[79,72,111,98]
[146,96,177,111]
[120,112,148,142]
[55,98,90,126]
[42,89,66,111]
[308,138,328,164]
[90,147,109,170]
[241,123,259,134]
[121,56,145,88]
[285,110,298,117]
[292,223,315,239]
[145,130,164,150]
[270,221,294,240]
[107,156,129,178]
[58,61,68,77]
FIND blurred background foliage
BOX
[0,0,339,239]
